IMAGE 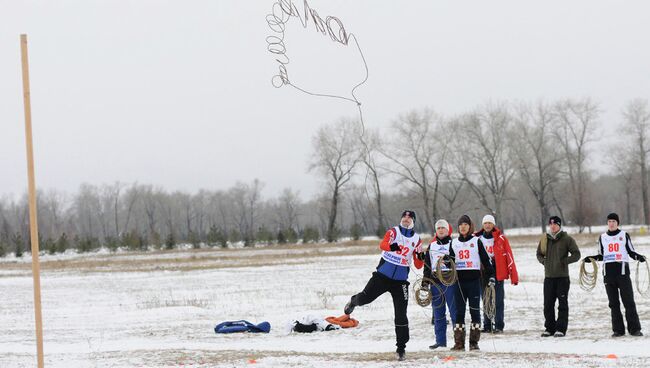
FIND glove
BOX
[488,277,496,287]
[421,280,430,289]
[442,254,450,261]
[639,255,646,263]
[415,252,426,261]
[389,242,400,252]
[583,257,593,263]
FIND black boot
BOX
[396,349,405,361]
[344,297,356,315]
[469,323,481,351]
[451,324,465,351]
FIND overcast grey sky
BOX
[1,0,649,199]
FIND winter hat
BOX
[435,219,449,230]
[458,214,472,227]
[548,216,562,227]
[401,210,416,223]
[607,213,620,224]
[482,215,496,225]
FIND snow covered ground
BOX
[1,234,650,367]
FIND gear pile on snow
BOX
[214,320,271,334]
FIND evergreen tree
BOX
[286,228,298,244]
[56,233,70,253]
[45,237,57,255]
[189,230,201,249]
[165,232,176,250]
[302,227,320,243]
[12,232,24,257]
[350,223,362,241]
[277,229,287,244]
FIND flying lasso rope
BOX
[265,0,368,124]
[265,0,373,183]
[579,257,599,292]
[636,260,650,297]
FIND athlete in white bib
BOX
[422,219,457,350]
[584,213,645,337]
[449,215,494,352]
[476,214,519,334]
[342,210,423,361]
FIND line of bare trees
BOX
[1,98,649,257]
[311,97,650,238]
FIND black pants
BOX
[350,272,410,350]
[455,278,481,325]
[543,277,570,334]
[605,273,641,334]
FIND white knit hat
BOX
[435,219,449,230]
[482,215,496,225]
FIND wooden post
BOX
[20,33,45,368]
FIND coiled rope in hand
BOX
[413,275,437,307]
[579,257,598,291]
[435,257,457,286]
[483,283,496,321]
[636,260,650,297]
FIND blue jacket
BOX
[376,225,418,281]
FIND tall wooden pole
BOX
[20,33,45,368]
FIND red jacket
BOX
[477,227,518,284]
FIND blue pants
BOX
[482,280,505,331]
[430,282,457,345]
[455,279,481,325]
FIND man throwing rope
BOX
[583,213,645,337]
[343,210,423,361]
[536,216,580,337]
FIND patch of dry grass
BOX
[0,232,615,275]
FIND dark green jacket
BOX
[536,231,581,278]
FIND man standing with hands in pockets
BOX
[536,216,581,337]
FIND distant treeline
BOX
[1,98,649,256]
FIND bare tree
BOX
[309,118,362,242]
[40,189,66,239]
[141,185,163,238]
[622,99,650,225]
[513,101,562,233]
[358,128,387,235]
[74,184,101,237]
[121,184,140,233]
[457,103,517,227]
[348,185,373,234]
[380,109,448,231]
[230,179,264,245]
[554,98,600,232]
[276,188,301,231]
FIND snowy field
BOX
[1,233,650,367]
